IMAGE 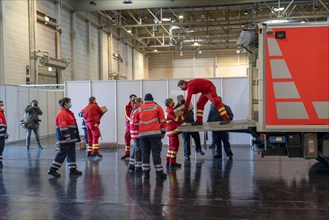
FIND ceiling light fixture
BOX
[198,50,202,54]
[178,15,184,19]
[273,7,285,12]
[123,0,133,4]
[154,49,158,52]
[171,25,180,30]
[161,17,171,22]
[193,42,200,46]
[236,50,241,54]
[180,51,183,56]
[45,16,49,22]
[127,29,132,33]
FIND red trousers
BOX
[196,85,229,122]
[86,122,101,153]
[167,134,179,164]
[123,125,131,156]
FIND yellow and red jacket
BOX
[165,106,185,137]
[124,101,133,127]
[183,78,214,106]
[81,102,104,124]
[130,103,140,140]
[0,109,7,138]
[134,101,166,137]
[56,108,80,144]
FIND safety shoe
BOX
[184,156,190,161]
[219,119,231,125]
[121,155,129,160]
[128,164,135,171]
[196,150,205,155]
[169,163,182,168]
[91,152,103,157]
[38,145,43,150]
[135,167,142,173]
[228,156,233,160]
[143,172,150,179]
[48,168,61,178]
[69,169,82,176]
[214,155,222,159]
[208,144,215,149]
[156,172,167,180]
[191,122,203,126]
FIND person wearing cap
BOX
[25,100,43,150]
[48,97,82,177]
[175,95,205,160]
[128,97,143,172]
[81,97,104,157]
[177,78,231,126]
[121,94,137,160]
[0,100,8,168]
[134,93,167,180]
[165,98,186,168]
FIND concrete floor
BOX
[0,137,328,220]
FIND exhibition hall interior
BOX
[0,0,328,219]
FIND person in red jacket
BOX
[48,97,82,177]
[121,94,137,160]
[128,97,143,172]
[177,78,231,125]
[0,100,9,168]
[134,93,167,180]
[165,98,186,169]
[81,97,104,157]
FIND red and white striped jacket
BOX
[0,109,7,138]
[165,106,185,137]
[129,103,140,140]
[134,101,166,137]
[124,101,133,127]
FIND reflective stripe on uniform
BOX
[139,130,161,136]
[140,118,159,125]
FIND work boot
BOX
[91,152,103,157]
[38,145,43,149]
[169,163,182,168]
[156,171,167,180]
[143,171,150,179]
[69,168,82,177]
[219,119,231,125]
[191,121,203,126]
[208,144,215,149]
[214,155,222,159]
[128,164,135,171]
[121,155,129,160]
[48,168,61,178]
[135,167,142,173]
[196,150,205,155]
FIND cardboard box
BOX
[174,103,193,117]
[101,106,108,113]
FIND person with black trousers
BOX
[25,100,43,150]
[48,97,82,178]
[175,95,205,160]
[207,96,234,159]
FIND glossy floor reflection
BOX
[0,137,328,220]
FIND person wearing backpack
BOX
[25,100,43,150]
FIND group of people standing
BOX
[1,78,234,181]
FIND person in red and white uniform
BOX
[48,97,82,178]
[134,93,167,180]
[81,97,104,157]
[128,97,144,172]
[177,78,231,126]
[0,100,8,168]
[121,94,137,160]
[165,98,186,169]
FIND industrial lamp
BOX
[123,0,133,3]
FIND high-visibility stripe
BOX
[276,102,309,119]
[218,107,225,112]
[313,102,329,119]
[273,82,300,99]
[270,59,292,79]
[166,120,173,123]
[154,164,163,168]
[166,129,178,134]
[139,130,161,136]
[267,38,283,56]
[160,119,166,123]
[197,114,203,117]
[68,125,77,128]
[140,118,159,125]
[197,109,204,113]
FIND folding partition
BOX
[65,77,249,146]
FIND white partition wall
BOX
[0,84,63,144]
[65,77,249,146]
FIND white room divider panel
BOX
[65,77,249,146]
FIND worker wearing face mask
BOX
[48,97,82,177]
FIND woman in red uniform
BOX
[48,97,82,178]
